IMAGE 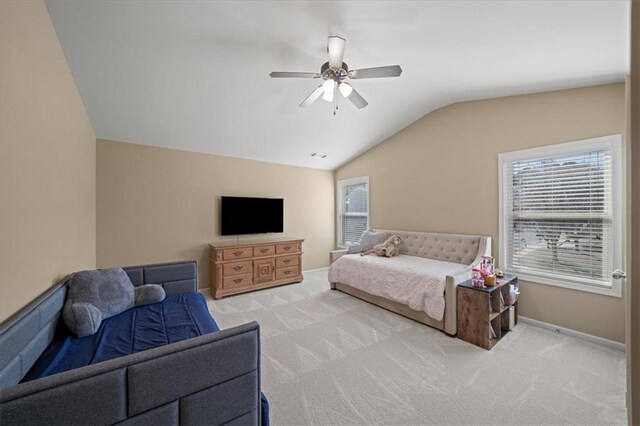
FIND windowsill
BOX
[508,271,622,298]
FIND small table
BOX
[456,275,518,350]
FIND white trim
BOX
[498,134,621,163]
[498,152,505,269]
[302,267,329,274]
[498,134,624,298]
[509,272,622,297]
[336,176,370,249]
[519,316,625,352]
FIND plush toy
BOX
[361,235,402,257]
[62,267,165,338]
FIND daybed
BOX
[329,230,491,335]
[0,261,267,425]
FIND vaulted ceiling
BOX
[46,1,630,170]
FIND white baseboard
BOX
[518,316,626,352]
[303,267,329,274]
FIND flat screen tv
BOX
[220,196,284,236]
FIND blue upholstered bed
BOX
[0,261,267,425]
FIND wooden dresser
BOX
[209,238,304,299]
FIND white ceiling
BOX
[45,1,630,170]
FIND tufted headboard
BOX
[375,230,491,265]
[0,261,198,388]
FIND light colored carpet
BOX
[204,269,627,425]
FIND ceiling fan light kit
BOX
[338,82,353,97]
[321,79,336,102]
[270,36,402,114]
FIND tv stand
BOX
[209,237,304,299]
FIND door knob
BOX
[611,270,627,279]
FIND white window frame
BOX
[498,135,623,297]
[336,176,370,249]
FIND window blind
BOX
[339,180,368,245]
[503,148,613,287]
[342,215,368,245]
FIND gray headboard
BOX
[376,229,491,265]
[0,261,198,388]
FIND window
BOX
[337,176,369,248]
[499,135,623,297]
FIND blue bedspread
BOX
[24,293,219,379]
[23,293,269,425]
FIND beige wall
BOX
[336,83,626,343]
[96,140,335,289]
[0,1,96,322]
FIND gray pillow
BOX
[63,267,166,338]
[346,241,362,254]
[135,284,166,305]
[348,230,387,254]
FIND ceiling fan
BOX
[270,36,402,112]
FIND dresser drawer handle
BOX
[284,259,291,264]
[233,278,243,284]
[283,270,292,275]
[260,248,269,253]
[283,246,291,251]
[233,266,243,272]
[233,251,243,256]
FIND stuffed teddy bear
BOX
[63,267,165,338]
[361,235,402,257]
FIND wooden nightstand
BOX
[456,275,518,350]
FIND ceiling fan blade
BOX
[349,65,403,79]
[345,86,368,109]
[299,85,325,108]
[328,36,346,68]
[270,71,320,78]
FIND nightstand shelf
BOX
[457,275,519,350]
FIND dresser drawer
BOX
[276,266,298,280]
[223,261,252,276]
[223,273,253,289]
[223,247,252,260]
[276,242,298,254]
[276,255,299,269]
[253,245,275,257]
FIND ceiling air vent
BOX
[310,153,328,159]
